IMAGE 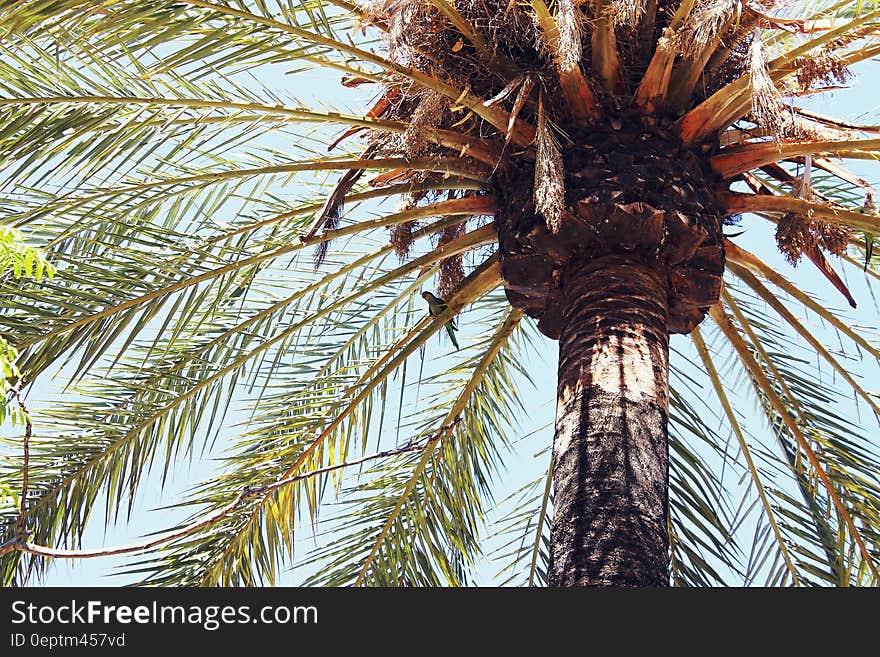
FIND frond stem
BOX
[529,0,601,119]
[19,226,499,524]
[19,196,495,351]
[195,253,502,584]
[718,191,880,234]
[691,326,800,586]
[528,459,553,587]
[709,303,880,582]
[354,303,521,586]
[722,290,844,582]
[178,0,535,145]
[711,138,880,179]
[727,267,880,416]
[725,241,880,361]
[0,439,432,560]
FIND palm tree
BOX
[0,0,879,587]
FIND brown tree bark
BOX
[548,253,670,587]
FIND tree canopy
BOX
[0,0,879,586]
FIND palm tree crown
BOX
[0,0,879,586]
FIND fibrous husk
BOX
[777,112,844,141]
[610,0,647,28]
[674,0,738,58]
[554,0,583,73]
[748,30,784,138]
[436,220,467,297]
[391,220,420,258]
[403,91,448,157]
[383,0,437,62]
[533,96,565,234]
[391,182,429,258]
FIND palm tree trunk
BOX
[548,253,670,587]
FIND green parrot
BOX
[863,191,878,271]
[421,290,460,351]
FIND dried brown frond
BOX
[309,143,383,267]
[506,74,536,144]
[533,96,565,233]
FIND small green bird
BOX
[421,290,459,351]
[864,191,877,216]
[863,192,878,271]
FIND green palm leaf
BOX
[1,0,879,587]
